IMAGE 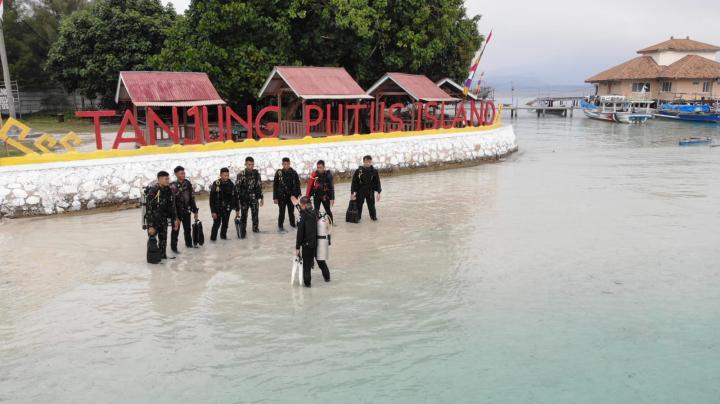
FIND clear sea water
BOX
[1,113,719,403]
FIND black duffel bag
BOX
[147,236,162,264]
[345,200,360,223]
[192,220,204,247]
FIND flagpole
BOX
[0,18,16,119]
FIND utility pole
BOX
[0,17,17,119]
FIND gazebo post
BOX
[132,104,139,144]
[343,100,350,135]
[277,90,282,137]
[374,95,380,133]
[182,107,187,141]
[144,106,150,144]
[301,99,306,137]
[410,98,415,131]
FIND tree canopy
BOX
[151,0,483,105]
[4,0,90,89]
[46,0,176,104]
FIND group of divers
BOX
[142,155,382,287]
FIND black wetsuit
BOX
[309,170,335,220]
[273,167,301,228]
[236,169,263,235]
[144,183,178,257]
[170,179,198,249]
[351,165,382,220]
[295,207,330,287]
[209,179,237,240]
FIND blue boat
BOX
[678,137,711,146]
[656,103,720,123]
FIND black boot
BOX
[241,228,247,239]
[253,226,260,233]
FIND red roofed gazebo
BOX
[366,73,459,131]
[116,71,226,143]
[258,66,372,137]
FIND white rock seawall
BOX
[0,126,517,217]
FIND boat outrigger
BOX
[656,103,720,123]
[581,96,654,124]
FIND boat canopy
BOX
[660,103,711,113]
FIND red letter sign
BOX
[304,104,324,136]
[388,103,404,131]
[112,109,146,149]
[146,107,180,145]
[76,110,115,150]
[255,106,280,138]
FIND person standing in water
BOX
[273,157,301,231]
[169,165,199,252]
[235,156,264,238]
[295,196,330,287]
[306,160,335,221]
[144,171,179,260]
[351,155,382,221]
[209,167,238,241]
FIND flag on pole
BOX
[463,30,493,96]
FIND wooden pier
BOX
[504,95,586,118]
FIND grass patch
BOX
[5,113,119,133]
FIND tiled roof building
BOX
[586,37,720,101]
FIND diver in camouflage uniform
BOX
[209,167,238,241]
[144,171,179,260]
[235,156,264,238]
[273,157,301,230]
[169,165,199,252]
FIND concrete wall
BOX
[0,125,517,217]
[649,50,718,66]
[596,79,719,100]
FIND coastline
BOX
[0,125,518,218]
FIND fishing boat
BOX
[678,137,712,146]
[656,103,720,123]
[581,96,654,124]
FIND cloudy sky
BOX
[166,0,719,86]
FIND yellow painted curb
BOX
[0,121,502,167]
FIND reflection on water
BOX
[1,115,719,403]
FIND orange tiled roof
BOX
[586,56,664,82]
[659,55,720,79]
[586,55,720,82]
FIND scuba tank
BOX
[141,186,149,230]
[316,213,331,261]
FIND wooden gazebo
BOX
[366,73,459,131]
[115,71,226,143]
[436,78,479,101]
[258,66,372,137]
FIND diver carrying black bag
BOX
[192,220,204,247]
[345,200,360,223]
[147,236,162,264]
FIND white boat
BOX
[581,96,654,124]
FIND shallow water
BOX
[1,115,719,403]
